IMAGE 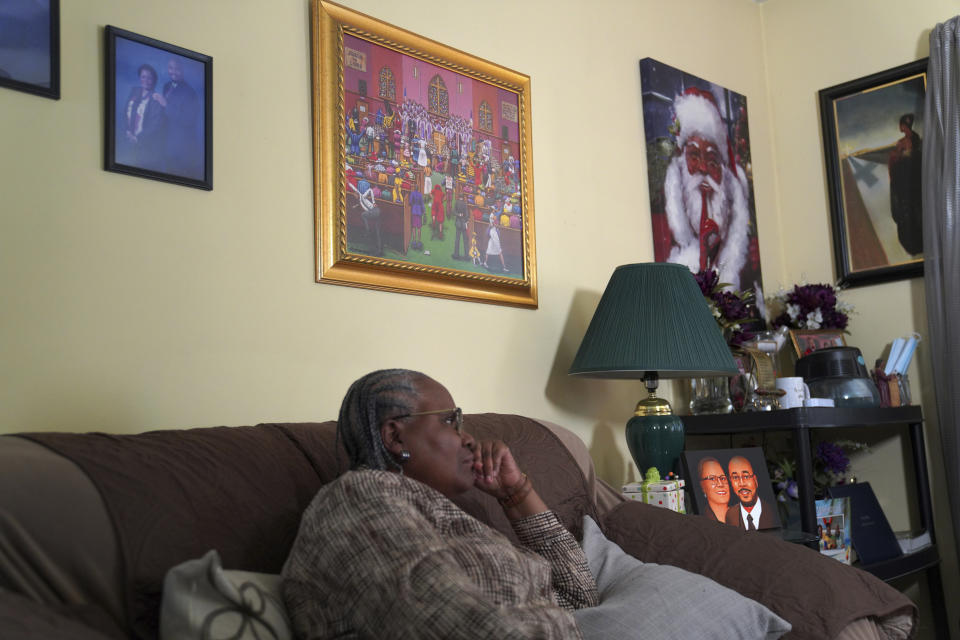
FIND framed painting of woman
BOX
[819,59,927,287]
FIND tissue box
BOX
[622,479,686,513]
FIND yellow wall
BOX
[0,0,954,633]
[0,0,775,468]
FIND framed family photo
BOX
[815,497,852,564]
[789,329,847,358]
[819,59,927,288]
[682,447,781,530]
[0,0,59,99]
[312,0,537,307]
[104,26,213,190]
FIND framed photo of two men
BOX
[683,447,781,531]
[104,26,213,190]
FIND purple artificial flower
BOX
[714,291,751,322]
[775,283,848,330]
[815,285,837,310]
[788,285,820,315]
[815,441,850,475]
[771,312,791,330]
[694,269,719,297]
[728,329,754,347]
[695,268,760,345]
[821,308,849,330]
[785,479,799,500]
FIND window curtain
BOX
[922,17,960,567]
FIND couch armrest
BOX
[600,500,916,640]
[0,437,124,638]
[449,414,601,542]
[530,419,625,516]
[0,586,121,640]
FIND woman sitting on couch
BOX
[281,369,599,639]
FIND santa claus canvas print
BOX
[640,58,763,298]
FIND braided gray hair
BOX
[337,368,429,470]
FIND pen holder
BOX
[872,370,912,407]
[897,373,912,406]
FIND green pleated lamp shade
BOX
[568,263,738,478]
[568,263,737,379]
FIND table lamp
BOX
[568,263,737,477]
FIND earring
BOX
[399,450,411,463]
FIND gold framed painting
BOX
[311,0,537,307]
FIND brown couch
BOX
[0,414,915,639]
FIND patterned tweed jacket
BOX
[282,469,598,639]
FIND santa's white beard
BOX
[680,169,728,238]
[663,157,751,290]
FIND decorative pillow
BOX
[159,550,291,640]
[574,517,790,640]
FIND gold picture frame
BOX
[311,0,537,307]
[789,329,847,358]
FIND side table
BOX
[682,406,948,639]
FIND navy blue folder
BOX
[828,482,903,564]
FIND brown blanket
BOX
[601,500,917,639]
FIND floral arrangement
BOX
[769,282,852,331]
[694,269,759,347]
[768,439,868,504]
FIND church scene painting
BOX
[340,33,526,280]
[820,61,926,287]
[640,58,763,299]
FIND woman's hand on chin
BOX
[471,439,523,498]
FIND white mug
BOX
[776,377,810,409]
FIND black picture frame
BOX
[819,59,927,288]
[681,447,781,530]
[0,0,60,100]
[104,26,212,190]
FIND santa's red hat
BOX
[673,87,734,168]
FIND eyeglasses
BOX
[394,407,463,433]
[729,472,755,481]
[701,475,728,486]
